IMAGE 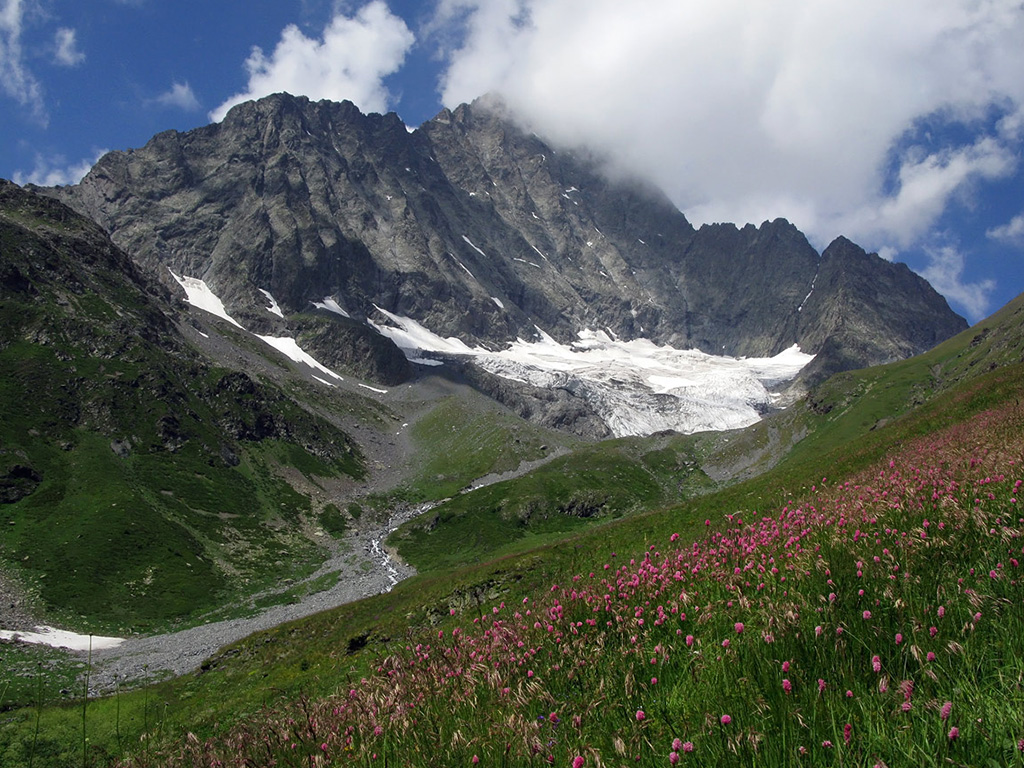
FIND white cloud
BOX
[987,212,1024,245]
[836,137,1017,249]
[210,1,414,122]
[53,26,83,66]
[154,81,200,111]
[919,243,996,322]
[432,0,1024,256]
[13,150,106,187]
[0,0,46,123]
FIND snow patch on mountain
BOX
[0,626,124,651]
[170,274,345,387]
[168,269,243,328]
[371,306,482,357]
[259,289,284,318]
[257,335,345,382]
[313,297,351,318]
[371,312,813,437]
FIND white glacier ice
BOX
[370,314,813,437]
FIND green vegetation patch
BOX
[390,434,714,572]
[402,396,576,499]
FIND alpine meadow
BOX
[1,59,1023,768]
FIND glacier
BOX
[168,273,813,438]
[371,309,813,437]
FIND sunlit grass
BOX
[109,396,1024,767]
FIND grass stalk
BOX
[82,634,91,768]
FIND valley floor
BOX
[82,507,419,694]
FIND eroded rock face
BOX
[50,93,966,382]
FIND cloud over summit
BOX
[210,1,414,122]
[433,0,1024,260]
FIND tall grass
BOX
[119,400,1024,767]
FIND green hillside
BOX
[2,282,1021,765]
[0,181,364,632]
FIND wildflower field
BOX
[122,392,1024,767]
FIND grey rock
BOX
[48,93,966,392]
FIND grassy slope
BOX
[390,431,715,572]
[148,384,1023,767]
[4,293,1023,766]
[0,186,365,633]
[0,330,364,633]
[390,295,1024,576]
[400,395,578,501]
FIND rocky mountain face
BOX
[50,93,966,385]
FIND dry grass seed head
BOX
[613,736,626,756]
[624,668,636,697]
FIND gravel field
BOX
[0,570,37,633]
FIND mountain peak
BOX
[47,95,965,404]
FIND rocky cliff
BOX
[49,93,967,383]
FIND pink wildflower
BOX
[682,742,694,753]
[940,701,952,721]
[844,723,852,744]
[937,605,946,618]
[948,727,959,741]
[636,710,646,722]
[782,679,792,694]
[863,610,872,620]
[720,714,732,725]
[782,661,790,672]
[818,678,826,693]
[472,756,480,765]
[895,633,903,645]
[672,739,682,751]
[872,655,881,672]
[734,622,744,634]
[685,634,694,647]
[669,753,679,766]
[572,758,585,768]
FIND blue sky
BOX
[3,0,1023,323]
